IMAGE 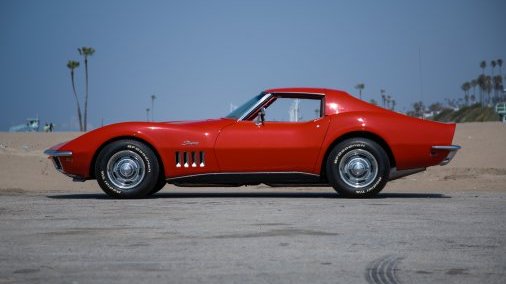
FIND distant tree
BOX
[78,47,95,131]
[412,101,425,117]
[498,59,503,77]
[369,99,378,105]
[471,79,478,97]
[391,99,396,111]
[146,108,150,121]
[354,83,365,100]
[66,60,83,131]
[461,81,471,105]
[484,76,493,105]
[386,95,391,109]
[150,95,156,121]
[477,74,487,106]
[380,89,386,107]
[428,102,443,113]
[480,60,487,75]
[493,75,503,103]
[445,98,458,109]
[470,94,476,104]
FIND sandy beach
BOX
[1,121,505,195]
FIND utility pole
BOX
[151,95,156,121]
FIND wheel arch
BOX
[89,136,165,179]
[319,131,396,178]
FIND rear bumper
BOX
[432,145,461,166]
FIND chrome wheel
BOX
[338,149,378,189]
[106,150,146,190]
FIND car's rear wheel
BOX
[95,140,159,198]
[326,138,390,198]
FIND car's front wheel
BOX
[95,140,159,198]
[326,138,390,198]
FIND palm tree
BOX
[78,47,95,131]
[386,95,391,109]
[354,83,365,100]
[380,89,386,107]
[461,82,471,106]
[498,59,503,77]
[477,74,487,107]
[471,79,478,98]
[150,95,156,121]
[391,99,396,111]
[491,60,497,77]
[146,108,150,121]
[493,75,503,103]
[484,76,493,105]
[498,59,504,101]
[66,60,83,131]
[480,60,487,75]
[412,101,424,117]
[470,94,476,104]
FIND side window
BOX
[263,97,322,122]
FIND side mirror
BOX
[256,107,266,126]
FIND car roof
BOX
[264,87,330,95]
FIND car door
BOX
[214,95,330,173]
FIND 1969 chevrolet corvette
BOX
[45,88,460,198]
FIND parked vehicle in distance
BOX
[45,88,460,198]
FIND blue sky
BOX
[1,0,505,131]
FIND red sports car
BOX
[45,88,460,198]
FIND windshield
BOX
[225,93,266,119]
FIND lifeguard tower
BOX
[496,103,506,123]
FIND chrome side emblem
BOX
[182,140,199,146]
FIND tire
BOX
[149,174,166,195]
[95,140,160,199]
[326,138,390,198]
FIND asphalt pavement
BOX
[1,189,505,283]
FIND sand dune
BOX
[1,121,505,194]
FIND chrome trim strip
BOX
[431,145,461,151]
[167,171,320,181]
[389,167,426,181]
[238,93,272,121]
[432,145,461,166]
[269,91,325,96]
[44,149,73,157]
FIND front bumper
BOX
[432,145,461,166]
[44,149,85,181]
[44,149,73,157]
[44,149,72,172]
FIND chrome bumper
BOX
[44,149,72,175]
[432,145,461,166]
[44,149,86,181]
[44,149,73,157]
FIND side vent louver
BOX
[191,152,197,167]
[199,151,205,167]
[175,152,181,167]
[176,151,205,168]
[183,152,189,168]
